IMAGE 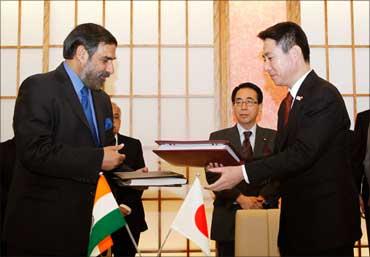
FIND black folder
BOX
[113,170,187,187]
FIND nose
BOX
[241,102,248,109]
[106,61,114,75]
[263,61,271,72]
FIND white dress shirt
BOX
[237,123,256,151]
[242,69,312,184]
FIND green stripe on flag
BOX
[87,208,126,256]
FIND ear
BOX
[75,45,89,65]
[258,103,263,115]
[289,45,302,61]
[256,103,263,122]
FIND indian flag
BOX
[87,174,126,257]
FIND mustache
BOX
[99,71,110,79]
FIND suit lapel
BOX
[92,90,104,145]
[55,64,91,131]
[254,126,264,157]
[229,125,243,154]
[278,70,316,150]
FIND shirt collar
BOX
[63,61,85,94]
[289,69,312,99]
[237,123,256,138]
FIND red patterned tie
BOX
[283,92,293,127]
[241,131,253,162]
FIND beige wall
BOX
[228,0,287,129]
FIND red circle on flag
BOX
[194,204,208,237]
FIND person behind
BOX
[352,109,370,251]
[0,137,16,256]
[109,102,148,257]
[206,82,278,257]
[2,23,125,256]
[206,21,361,256]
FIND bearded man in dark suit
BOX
[207,22,361,256]
[206,82,278,257]
[2,23,126,256]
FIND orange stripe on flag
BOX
[98,235,113,253]
[94,175,111,203]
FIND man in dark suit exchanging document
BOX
[206,82,278,257]
[207,22,361,256]
[3,23,125,256]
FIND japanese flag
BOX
[171,177,210,256]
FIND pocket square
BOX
[104,117,113,130]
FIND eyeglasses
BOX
[234,99,258,107]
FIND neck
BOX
[65,59,82,77]
[239,122,255,131]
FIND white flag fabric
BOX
[171,177,210,256]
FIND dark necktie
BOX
[80,87,100,146]
[241,131,253,162]
[282,92,293,127]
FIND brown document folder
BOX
[153,140,244,167]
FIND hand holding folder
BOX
[153,140,244,167]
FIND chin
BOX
[91,83,104,91]
[239,120,251,126]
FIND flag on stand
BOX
[171,177,210,256]
[87,174,126,257]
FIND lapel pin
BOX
[296,96,303,101]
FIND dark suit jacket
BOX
[2,63,115,255]
[0,138,16,236]
[246,71,361,253]
[206,125,277,241]
[110,133,148,234]
[353,110,370,203]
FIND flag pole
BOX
[156,228,172,257]
[125,224,142,257]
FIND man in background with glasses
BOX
[206,82,278,257]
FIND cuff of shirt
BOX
[242,165,250,184]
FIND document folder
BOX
[113,170,187,187]
[153,140,243,167]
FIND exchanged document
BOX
[113,170,187,187]
[153,140,243,167]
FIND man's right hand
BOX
[101,144,125,170]
[205,165,244,191]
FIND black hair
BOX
[231,82,263,104]
[63,23,117,59]
[258,21,310,63]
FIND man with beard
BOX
[2,23,125,256]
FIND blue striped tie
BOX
[80,87,100,146]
